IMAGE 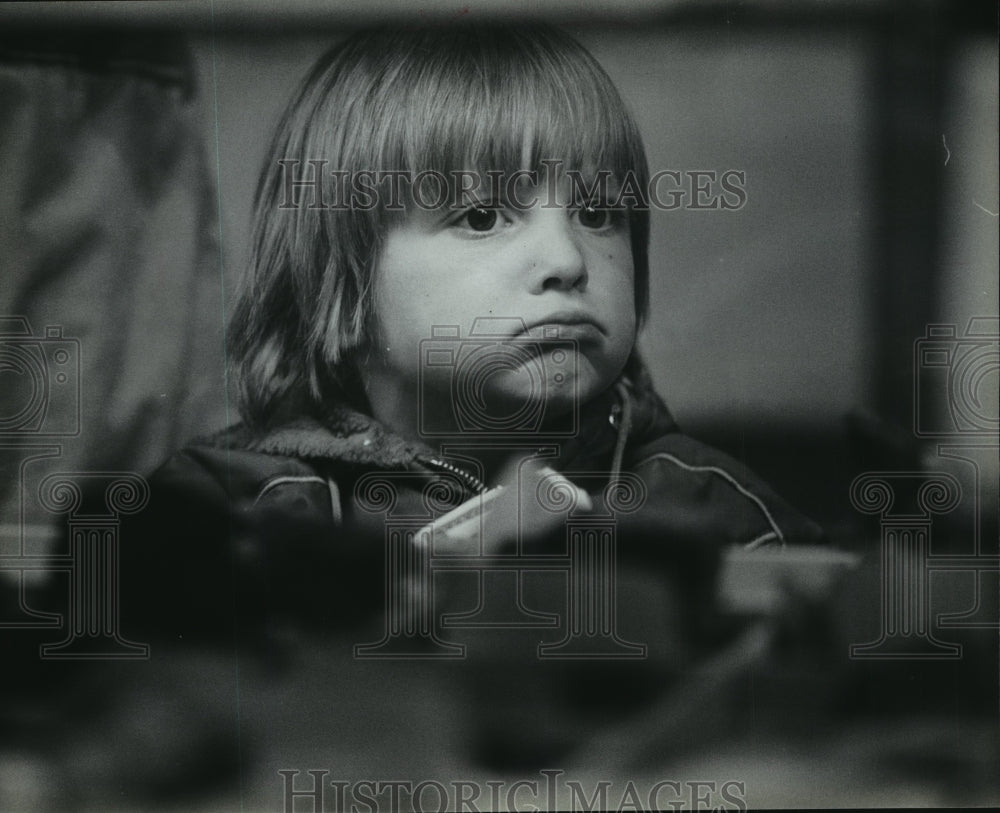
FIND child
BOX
[125,22,824,656]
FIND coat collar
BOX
[205,353,676,473]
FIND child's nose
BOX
[525,210,587,293]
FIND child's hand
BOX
[421,460,592,557]
[483,460,592,554]
[412,461,591,620]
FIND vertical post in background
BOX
[871,0,951,430]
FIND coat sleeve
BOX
[118,447,383,646]
[626,431,827,552]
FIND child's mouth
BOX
[527,322,603,344]
[520,313,605,342]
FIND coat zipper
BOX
[418,455,488,496]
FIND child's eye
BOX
[576,204,624,231]
[464,206,499,232]
[448,203,518,237]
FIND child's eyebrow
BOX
[449,169,537,209]
[428,167,631,211]
[594,177,624,203]
[566,171,626,206]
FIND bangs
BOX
[326,25,648,202]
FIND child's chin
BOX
[482,372,596,425]
[486,369,576,404]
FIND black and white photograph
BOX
[0,1,997,810]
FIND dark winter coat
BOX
[120,364,825,647]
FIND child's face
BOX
[365,178,637,431]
